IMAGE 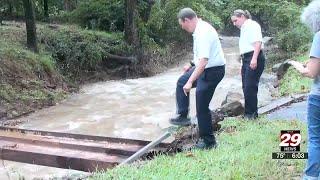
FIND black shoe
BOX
[243,113,258,120]
[169,115,191,126]
[192,138,217,150]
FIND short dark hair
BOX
[177,8,197,21]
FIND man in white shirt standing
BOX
[169,8,225,149]
[231,9,265,119]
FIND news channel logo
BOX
[272,130,308,159]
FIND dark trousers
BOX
[241,51,265,117]
[176,66,225,143]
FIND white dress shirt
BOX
[192,19,226,68]
[239,19,263,55]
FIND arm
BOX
[250,41,262,70]
[292,32,320,78]
[249,21,263,70]
[289,58,320,79]
[183,58,207,95]
[183,62,194,73]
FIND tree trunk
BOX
[23,0,38,53]
[124,0,140,49]
[63,0,76,12]
[0,3,4,25]
[43,0,49,21]
[141,0,155,22]
[63,0,70,11]
[8,0,13,18]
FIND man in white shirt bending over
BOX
[169,8,225,150]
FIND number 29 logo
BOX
[279,130,301,147]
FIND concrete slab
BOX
[267,101,307,122]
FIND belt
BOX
[206,65,225,70]
[240,51,254,59]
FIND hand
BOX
[250,59,257,70]
[183,82,192,96]
[287,60,305,73]
[287,60,301,67]
[287,60,296,65]
[183,64,192,73]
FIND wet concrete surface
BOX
[267,101,307,122]
[0,161,89,180]
[0,36,277,179]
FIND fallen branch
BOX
[105,54,137,65]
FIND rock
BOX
[221,101,244,117]
[272,60,292,80]
[175,124,199,140]
[48,24,59,29]
[211,110,224,123]
[272,63,281,73]
[182,110,224,140]
[0,107,6,119]
[263,36,273,45]
[259,74,279,97]
[169,110,225,152]
[221,91,243,106]
[260,73,278,84]
[220,91,244,116]
[7,110,19,119]
[2,119,25,126]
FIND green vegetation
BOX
[91,118,307,179]
[0,23,68,118]
[271,2,312,54]
[68,0,124,31]
[279,55,313,96]
[38,25,132,80]
[1,0,314,79]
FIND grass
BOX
[0,22,69,117]
[279,54,312,96]
[91,118,307,180]
[0,38,64,103]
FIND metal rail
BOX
[0,127,169,172]
[120,131,171,166]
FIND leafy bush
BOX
[279,55,312,96]
[65,0,224,46]
[0,35,67,114]
[39,54,56,74]
[218,0,312,57]
[275,24,312,53]
[269,2,312,53]
[38,26,132,79]
[145,0,223,45]
[0,38,56,78]
[217,0,277,35]
[269,2,301,31]
[70,0,124,31]
[51,0,224,47]
[191,1,223,29]
[219,0,310,34]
